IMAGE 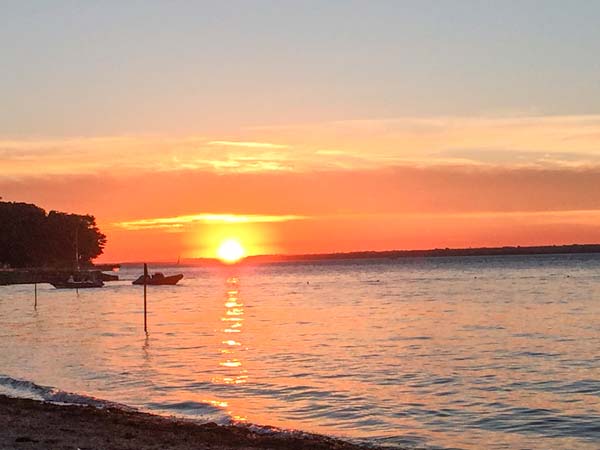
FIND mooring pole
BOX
[143,263,148,333]
[34,283,37,308]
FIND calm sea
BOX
[1,254,599,449]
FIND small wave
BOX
[0,374,133,410]
[144,400,231,424]
[234,422,381,449]
[0,374,234,425]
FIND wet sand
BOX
[0,395,390,450]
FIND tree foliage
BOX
[0,201,106,268]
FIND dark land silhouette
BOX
[156,244,600,267]
[0,201,106,268]
[241,244,600,264]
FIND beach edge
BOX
[0,394,400,450]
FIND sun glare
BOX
[217,239,245,263]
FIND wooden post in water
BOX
[143,263,148,333]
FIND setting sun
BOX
[217,239,245,263]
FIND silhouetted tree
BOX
[0,201,106,268]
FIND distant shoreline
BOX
[242,244,600,264]
[112,244,600,266]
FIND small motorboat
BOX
[100,272,119,282]
[51,278,104,289]
[132,272,183,286]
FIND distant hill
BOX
[175,244,600,266]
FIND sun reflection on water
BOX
[214,277,248,390]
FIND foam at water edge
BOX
[0,374,134,410]
[0,375,264,431]
[236,421,375,448]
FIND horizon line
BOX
[102,242,600,266]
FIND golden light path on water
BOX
[216,277,249,422]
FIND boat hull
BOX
[51,281,104,289]
[132,274,183,286]
[100,272,119,282]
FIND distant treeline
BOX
[0,201,106,268]
[241,244,600,264]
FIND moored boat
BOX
[51,279,104,289]
[132,272,183,286]
[100,272,119,282]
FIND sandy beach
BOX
[0,395,387,450]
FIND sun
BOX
[217,239,245,263]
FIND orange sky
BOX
[2,115,600,262]
[3,4,600,262]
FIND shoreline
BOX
[0,394,395,450]
[111,244,600,267]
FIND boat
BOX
[132,272,183,286]
[100,272,119,282]
[51,279,104,289]
[50,229,105,289]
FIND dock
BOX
[0,265,120,286]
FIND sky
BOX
[1,1,600,262]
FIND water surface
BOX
[1,254,599,449]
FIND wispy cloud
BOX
[116,213,306,230]
[315,149,346,155]
[3,115,600,179]
[249,114,600,167]
[188,157,293,172]
[208,140,290,149]
[433,148,600,167]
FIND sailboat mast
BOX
[75,225,79,271]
